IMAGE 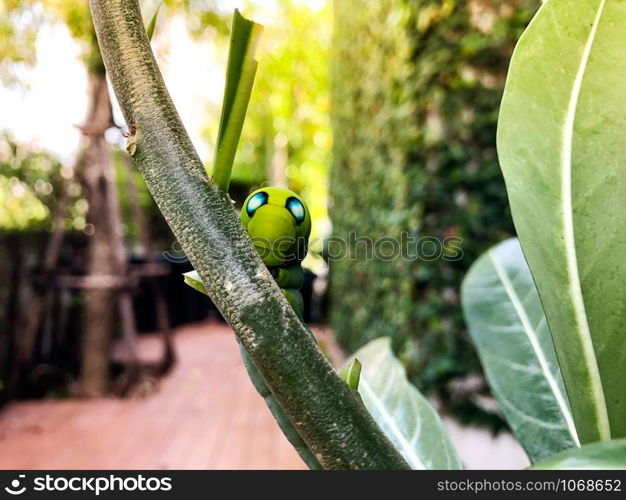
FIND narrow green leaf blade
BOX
[350,337,462,470]
[183,270,322,469]
[462,238,579,463]
[532,439,626,470]
[212,10,263,191]
[339,358,362,391]
[140,0,163,40]
[497,0,626,442]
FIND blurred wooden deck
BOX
[0,322,336,470]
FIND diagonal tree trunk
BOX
[90,0,409,468]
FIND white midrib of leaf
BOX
[488,250,580,446]
[359,378,426,470]
[560,0,610,440]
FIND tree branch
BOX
[89,0,409,469]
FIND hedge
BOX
[330,0,540,427]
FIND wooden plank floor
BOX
[0,322,326,470]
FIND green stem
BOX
[211,10,261,192]
[89,0,409,470]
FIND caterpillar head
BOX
[240,187,311,267]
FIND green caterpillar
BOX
[239,186,360,388]
[237,186,324,468]
[240,186,311,319]
[186,184,358,468]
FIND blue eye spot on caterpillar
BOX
[240,187,311,319]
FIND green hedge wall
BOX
[329,0,540,427]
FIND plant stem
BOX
[89,0,409,469]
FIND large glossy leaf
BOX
[532,439,626,470]
[497,0,626,443]
[349,337,462,470]
[462,238,579,463]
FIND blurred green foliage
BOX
[0,175,48,229]
[0,0,233,83]
[47,0,104,75]
[0,0,105,78]
[330,0,540,427]
[0,132,166,249]
[0,0,42,85]
[163,0,230,37]
[0,133,87,232]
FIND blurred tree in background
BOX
[330,0,540,428]
[0,0,173,397]
[0,0,121,397]
[0,0,42,85]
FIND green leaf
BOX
[183,270,322,469]
[462,238,579,463]
[339,358,362,391]
[532,439,626,470]
[212,10,263,192]
[497,0,626,443]
[349,337,462,470]
[183,270,207,294]
[140,0,163,40]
